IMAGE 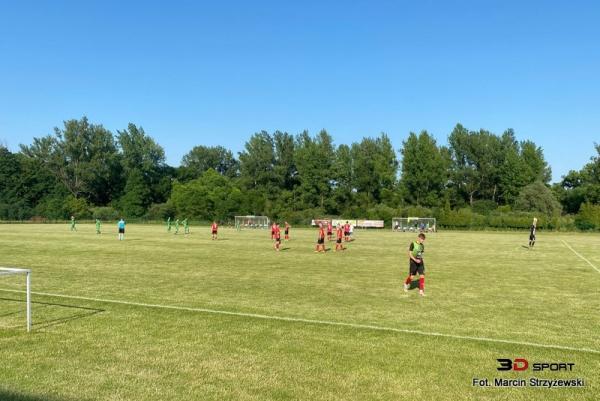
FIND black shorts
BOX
[344,231,349,236]
[285,230,289,235]
[529,234,536,241]
[336,238,342,244]
[118,228,125,234]
[212,230,217,235]
[327,231,332,236]
[409,261,425,276]
[318,238,324,245]
[275,238,281,243]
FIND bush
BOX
[33,196,67,220]
[575,203,600,230]
[515,181,562,216]
[366,204,396,224]
[471,200,497,214]
[487,211,535,229]
[145,203,176,220]
[63,196,91,219]
[0,201,32,220]
[439,208,486,228]
[396,205,434,219]
[92,206,119,221]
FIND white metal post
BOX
[26,271,31,332]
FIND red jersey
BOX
[327,223,333,232]
[318,227,325,239]
[336,227,343,239]
[211,223,218,231]
[274,226,281,239]
[344,223,350,232]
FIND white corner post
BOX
[0,267,32,332]
[26,270,32,332]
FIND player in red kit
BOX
[344,221,351,242]
[274,223,282,251]
[315,223,326,253]
[271,222,277,240]
[335,224,345,251]
[211,221,218,240]
[327,221,333,240]
[284,221,291,240]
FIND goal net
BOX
[0,267,32,332]
[392,217,437,232]
[235,215,270,229]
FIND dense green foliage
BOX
[1,116,599,228]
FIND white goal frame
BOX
[392,217,437,233]
[235,215,270,229]
[0,267,31,332]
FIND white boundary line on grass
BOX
[1,288,598,355]
[561,240,600,274]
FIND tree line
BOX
[1,117,599,230]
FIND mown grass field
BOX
[0,224,599,401]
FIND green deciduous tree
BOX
[117,123,170,207]
[239,131,277,192]
[120,169,151,218]
[170,169,243,221]
[180,145,238,180]
[400,131,446,207]
[294,130,335,210]
[351,133,398,207]
[514,181,562,216]
[20,117,121,205]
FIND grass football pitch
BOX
[0,224,598,401]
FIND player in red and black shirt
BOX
[404,233,426,296]
[335,224,345,251]
[327,221,333,241]
[211,221,218,240]
[315,223,326,253]
[274,223,282,251]
[344,221,351,242]
[271,223,277,240]
[284,221,291,240]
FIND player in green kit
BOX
[95,219,101,234]
[70,216,77,232]
[167,217,172,232]
[174,219,180,234]
[403,233,426,296]
[183,218,190,234]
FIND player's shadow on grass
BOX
[405,281,419,291]
[279,247,291,251]
[0,389,89,401]
[0,297,104,330]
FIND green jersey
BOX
[409,241,424,260]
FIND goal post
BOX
[234,215,270,229]
[0,267,31,332]
[392,217,437,233]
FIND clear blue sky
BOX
[1,0,599,182]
